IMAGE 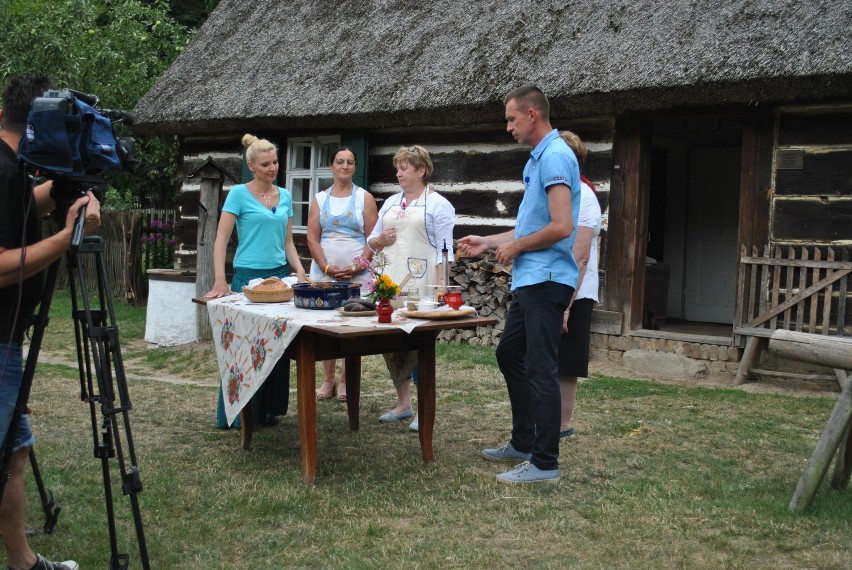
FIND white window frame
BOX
[285,135,340,229]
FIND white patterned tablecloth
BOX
[207,296,425,425]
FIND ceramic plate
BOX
[335,307,377,317]
[399,307,476,319]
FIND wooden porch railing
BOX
[734,245,851,384]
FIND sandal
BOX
[316,380,335,400]
[336,381,347,402]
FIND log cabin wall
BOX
[772,104,852,247]
[771,103,852,329]
[173,135,245,272]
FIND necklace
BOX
[252,184,278,212]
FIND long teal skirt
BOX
[216,265,291,428]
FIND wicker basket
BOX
[242,278,294,303]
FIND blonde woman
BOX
[205,133,306,428]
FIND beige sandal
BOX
[336,381,347,402]
[316,380,335,400]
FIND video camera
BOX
[18,88,138,210]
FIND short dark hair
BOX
[503,85,550,119]
[330,146,357,165]
[1,72,55,131]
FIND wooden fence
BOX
[734,245,852,384]
[53,208,177,304]
[735,245,851,340]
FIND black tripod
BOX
[0,207,150,569]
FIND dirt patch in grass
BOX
[587,349,841,400]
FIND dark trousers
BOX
[495,281,572,470]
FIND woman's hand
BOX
[326,263,353,280]
[378,228,397,248]
[205,279,232,298]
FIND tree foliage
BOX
[0,0,196,207]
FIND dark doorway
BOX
[645,116,743,331]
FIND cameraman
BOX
[0,72,100,570]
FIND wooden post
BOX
[734,336,764,385]
[829,420,852,490]
[188,158,236,341]
[789,384,852,512]
[767,329,852,512]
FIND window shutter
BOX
[341,131,369,190]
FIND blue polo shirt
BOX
[512,129,581,290]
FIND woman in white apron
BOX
[307,147,378,401]
[367,145,455,431]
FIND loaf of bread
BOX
[251,277,290,291]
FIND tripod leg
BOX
[27,448,61,535]
[69,237,150,570]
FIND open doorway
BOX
[645,117,743,336]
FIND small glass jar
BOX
[406,287,420,311]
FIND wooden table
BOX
[195,297,495,484]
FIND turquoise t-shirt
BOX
[223,184,294,269]
[512,129,581,290]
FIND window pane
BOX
[317,141,337,169]
[317,176,334,192]
[290,142,312,170]
[289,178,311,227]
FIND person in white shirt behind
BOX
[557,131,603,440]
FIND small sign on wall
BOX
[776,149,804,170]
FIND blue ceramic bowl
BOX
[293,282,361,309]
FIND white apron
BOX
[309,186,370,284]
[381,189,437,297]
[381,189,437,387]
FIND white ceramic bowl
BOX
[415,301,439,312]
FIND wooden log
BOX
[829,420,851,489]
[788,383,852,512]
[836,369,850,392]
[734,336,765,385]
[768,329,852,370]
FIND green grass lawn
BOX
[17,292,852,568]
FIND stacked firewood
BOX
[438,252,512,346]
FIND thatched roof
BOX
[133,0,852,136]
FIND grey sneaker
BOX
[30,554,80,570]
[481,441,532,463]
[560,427,576,439]
[496,461,560,484]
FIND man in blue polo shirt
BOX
[458,85,580,484]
